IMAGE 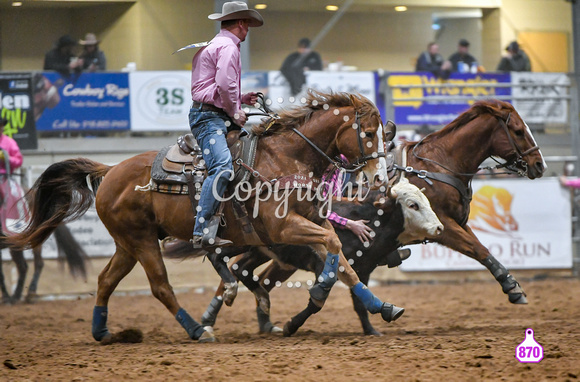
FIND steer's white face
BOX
[391,178,443,244]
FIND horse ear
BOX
[349,94,362,109]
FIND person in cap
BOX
[448,38,478,73]
[189,1,264,249]
[43,35,83,76]
[280,37,323,96]
[497,41,531,72]
[78,33,107,72]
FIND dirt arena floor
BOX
[1,277,579,382]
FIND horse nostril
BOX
[436,225,444,235]
[535,162,545,173]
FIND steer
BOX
[200,178,444,336]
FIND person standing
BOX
[43,35,83,77]
[448,39,478,73]
[415,42,451,79]
[79,33,107,72]
[496,41,531,72]
[189,1,263,249]
[280,38,323,96]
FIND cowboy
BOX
[189,1,263,249]
[43,35,83,77]
[78,33,107,71]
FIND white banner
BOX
[511,72,570,124]
[268,70,376,110]
[129,71,191,132]
[400,178,573,271]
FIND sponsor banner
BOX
[401,178,572,271]
[36,72,130,131]
[387,72,511,125]
[511,72,570,124]
[0,72,38,149]
[268,71,376,111]
[130,71,190,132]
[1,208,116,261]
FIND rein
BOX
[292,112,386,173]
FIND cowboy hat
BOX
[208,1,264,27]
[80,33,99,46]
[56,35,77,49]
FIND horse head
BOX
[333,92,388,189]
[376,177,444,244]
[485,100,547,179]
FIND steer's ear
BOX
[373,191,396,212]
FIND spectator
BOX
[448,39,478,73]
[280,37,323,96]
[415,42,451,79]
[79,33,107,72]
[43,35,83,77]
[0,118,23,175]
[497,41,531,72]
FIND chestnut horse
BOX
[8,91,400,343]
[197,99,546,337]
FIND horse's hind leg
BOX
[9,249,28,302]
[0,256,12,304]
[93,246,137,342]
[25,246,44,303]
[349,271,381,336]
[137,246,214,342]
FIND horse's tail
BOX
[54,224,89,281]
[8,158,111,249]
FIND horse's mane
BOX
[253,89,379,134]
[411,99,516,145]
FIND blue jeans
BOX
[189,107,233,237]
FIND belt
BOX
[192,101,225,114]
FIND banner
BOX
[511,72,570,124]
[0,72,38,149]
[400,178,573,271]
[387,72,511,125]
[35,72,130,131]
[268,70,376,111]
[129,71,190,132]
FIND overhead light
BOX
[395,6,407,12]
[326,5,339,11]
[12,1,23,6]
[255,4,267,10]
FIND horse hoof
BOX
[25,294,40,304]
[282,322,295,337]
[365,330,383,337]
[509,293,528,304]
[203,326,214,335]
[380,303,405,323]
[270,326,283,334]
[99,333,114,346]
[198,330,216,343]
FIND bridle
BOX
[492,113,540,177]
[411,112,539,178]
[249,94,385,174]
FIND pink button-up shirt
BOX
[191,29,242,120]
[0,134,23,174]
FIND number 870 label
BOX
[515,329,544,363]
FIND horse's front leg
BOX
[438,217,527,304]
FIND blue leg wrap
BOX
[175,308,205,340]
[92,305,111,341]
[201,296,223,327]
[309,253,339,301]
[351,282,383,314]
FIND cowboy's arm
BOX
[215,45,244,124]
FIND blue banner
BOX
[387,72,511,126]
[36,72,130,131]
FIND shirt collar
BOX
[217,29,241,47]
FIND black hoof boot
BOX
[380,303,405,323]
